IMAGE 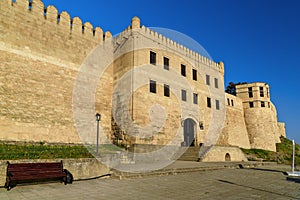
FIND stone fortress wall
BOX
[0,0,113,144]
[0,0,286,157]
[217,93,251,149]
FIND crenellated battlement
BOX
[140,26,224,73]
[1,0,223,71]
[5,0,111,41]
[114,17,224,73]
[0,0,113,66]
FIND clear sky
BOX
[42,0,300,143]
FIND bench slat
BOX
[10,171,65,176]
[10,174,66,180]
[9,162,62,166]
[8,168,63,172]
[9,163,62,169]
[10,173,66,181]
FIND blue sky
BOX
[42,0,300,143]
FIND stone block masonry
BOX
[0,0,113,144]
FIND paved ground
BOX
[1,163,300,200]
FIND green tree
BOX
[225,82,247,96]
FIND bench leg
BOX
[4,181,11,191]
[5,179,17,191]
[63,169,73,185]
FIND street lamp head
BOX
[96,113,101,121]
[199,121,204,130]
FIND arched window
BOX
[225,153,231,161]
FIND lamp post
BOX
[292,140,295,173]
[95,113,101,155]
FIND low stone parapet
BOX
[200,145,248,162]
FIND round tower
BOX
[236,82,279,151]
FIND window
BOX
[231,99,234,106]
[206,75,210,85]
[181,90,187,101]
[28,1,32,10]
[248,87,253,98]
[207,97,211,108]
[227,98,230,106]
[181,64,186,76]
[150,51,156,65]
[192,69,197,81]
[260,87,264,97]
[164,57,169,70]
[261,101,265,107]
[267,88,269,98]
[150,80,156,93]
[249,102,254,108]
[193,93,198,105]
[268,102,270,108]
[216,100,220,110]
[164,84,170,97]
[214,78,219,88]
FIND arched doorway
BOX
[225,153,231,161]
[183,118,196,146]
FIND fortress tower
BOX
[236,83,286,151]
[111,16,225,149]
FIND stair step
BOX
[177,147,200,161]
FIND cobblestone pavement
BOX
[0,165,299,200]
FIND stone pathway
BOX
[0,163,299,199]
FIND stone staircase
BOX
[177,147,200,161]
[176,145,214,161]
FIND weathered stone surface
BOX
[0,0,112,144]
[218,94,251,149]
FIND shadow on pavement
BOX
[286,177,300,183]
[238,164,287,175]
[218,179,298,199]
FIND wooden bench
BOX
[5,161,73,190]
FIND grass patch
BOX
[241,148,277,161]
[0,143,94,160]
[276,137,300,165]
[0,143,126,160]
[242,137,300,165]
